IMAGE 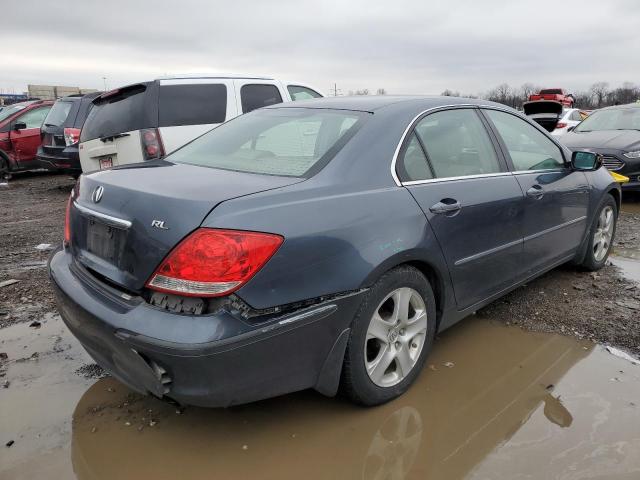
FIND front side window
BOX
[570,110,583,122]
[413,109,501,178]
[485,109,565,171]
[167,108,367,177]
[287,85,322,101]
[17,106,51,129]
[159,84,227,127]
[241,84,283,113]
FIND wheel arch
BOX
[361,253,449,331]
[607,187,621,214]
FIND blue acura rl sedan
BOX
[49,96,620,407]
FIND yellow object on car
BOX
[609,171,629,183]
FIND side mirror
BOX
[13,121,27,131]
[571,151,602,171]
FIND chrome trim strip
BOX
[454,238,523,266]
[390,103,517,187]
[73,202,132,229]
[403,172,511,186]
[511,168,567,175]
[524,216,587,242]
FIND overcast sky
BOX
[2,0,639,96]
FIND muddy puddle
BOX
[2,316,639,480]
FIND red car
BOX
[528,88,575,107]
[0,100,54,177]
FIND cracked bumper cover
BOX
[49,248,364,407]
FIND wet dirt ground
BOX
[1,173,639,479]
[1,316,639,479]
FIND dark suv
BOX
[37,92,101,176]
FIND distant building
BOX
[0,93,30,106]
[27,84,99,100]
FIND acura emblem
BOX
[92,186,104,203]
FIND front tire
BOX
[580,194,617,271]
[341,266,436,406]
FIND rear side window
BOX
[414,109,501,178]
[485,109,565,171]
[168,108,367,178]
[398,133,433,182]
[43,101,75,127]
[241,84,283,113]
[287,85,322,101]
[159,84,227,127]
[81,84,151,142]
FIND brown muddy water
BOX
[1,316,639,480]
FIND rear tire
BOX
[341,266,436,406]
[580,194,617,271]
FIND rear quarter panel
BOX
[202,182,452,312]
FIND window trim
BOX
[478,107,569,173]
[393,105,508,185]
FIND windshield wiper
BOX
[613,128,640,131]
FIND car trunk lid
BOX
[523,100,563,132]
[69,161,302,292]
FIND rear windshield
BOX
[167,108,367,178]
[80,84,151,142]
[159,84,227,127]
[540,89,563,95]
[44,100,75,127]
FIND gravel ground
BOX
[0,173,638,356]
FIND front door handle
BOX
[526,185,545,199]
[429,198,462,215]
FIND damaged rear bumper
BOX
[49,248,364,407]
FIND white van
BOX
[78,74,323,172]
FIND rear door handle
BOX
[429,198,462,215]
[526,185,545,199]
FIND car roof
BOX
[157,72,275,81]
[263,95,501,113]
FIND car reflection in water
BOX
[70,319,588,480]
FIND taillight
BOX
[146,228,283,297]
[555,123,567,130]
[140,128,164,160]
[64,127,81,146]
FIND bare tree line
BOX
[443,82,640,110]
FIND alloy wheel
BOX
[593,205,614,262]
[364,287,428,387]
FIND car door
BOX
[397,107,525,310]
[482,108,590,274]
[9,106,51,163]
[234,80,286,114]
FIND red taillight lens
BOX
[64,195,72,246]
[140,128,164,161]
[146,228,284,297]
[63,127,81,146]
[555,123,567,130]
